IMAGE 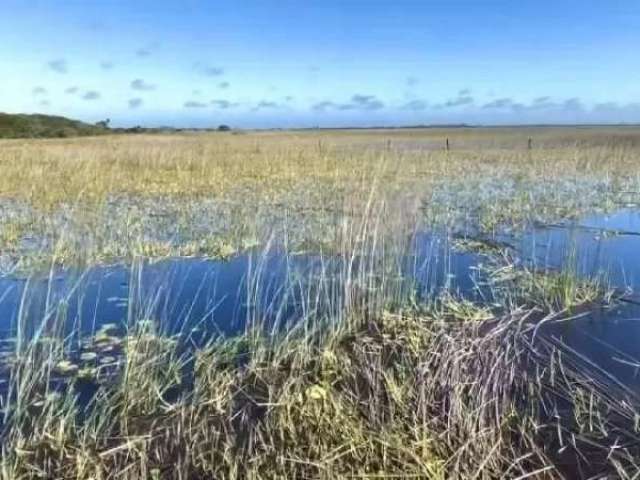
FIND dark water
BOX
[0,233,482,343]
[0,254,336,341]
[2,211,640,478]
[523,209,640,393]
[522,208,640,289]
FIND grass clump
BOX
[3,305,638,479]
[2,315,448,478]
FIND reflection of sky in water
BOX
[0,238,483,342]
[2,209,640,392]
[521,209,640,393]
[0,255,329,340]
[520,208,640,290]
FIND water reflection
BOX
[2,209,640,393]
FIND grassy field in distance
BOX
[0,126,638,272]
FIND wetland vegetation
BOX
[1,127,640,478]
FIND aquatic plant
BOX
[2,304,639,478]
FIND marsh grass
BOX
[1,128,639,272]
[0,128,640,477]
[0,221,636,479]
[3,304,639,478]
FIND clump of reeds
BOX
[2,303,638,479]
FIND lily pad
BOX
[80,351,98,362]
[54,359,79,376]
[99,355,117,365]
[77,367,98,381]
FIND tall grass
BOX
[0,128,639,272]
[0,194,637,478]
[0,128,639,477]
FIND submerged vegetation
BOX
[1,127,640,477]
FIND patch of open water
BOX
[520,209,640,392]
[1,209,640,393]
[0,233,482,342]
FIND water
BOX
[521,208,640,290]
[2,210,640,394]
[524,209,640,393]
[2,209,640,477]
[0,254,337,341]
[0,233,483,343]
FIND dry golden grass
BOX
[0,127,638,271]
[0,127,638,206]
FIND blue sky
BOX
[1,0,639,127]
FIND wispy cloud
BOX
[593,102,618,112]
[211,99,239,109]
[184,101,207,108]
[130,79,156,91]
[252,100,280,111]
[529,96,556,109]
[439,94,474,108]
[533,96,552,104]
[128,98,143,109]
[218,81,230,89]
[312,101,337,112]
[406,76,419,87]
[32,86,47,96]
[135,48,151,57]
[482,98,515,109]
[313,95,385,112]
[65,86,79,94]
[204,67,224,76]
[47,59,68,73]
[592,101,640,116]
[400,99,428,111]
[563,97,584,112]
[341,94,384,111]
[195,63,224,77]
[38,100,50,107]
[476,95,611,116]
[82,91,101,100]
[100,61,114,70]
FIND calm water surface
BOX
[1,210,640,391]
